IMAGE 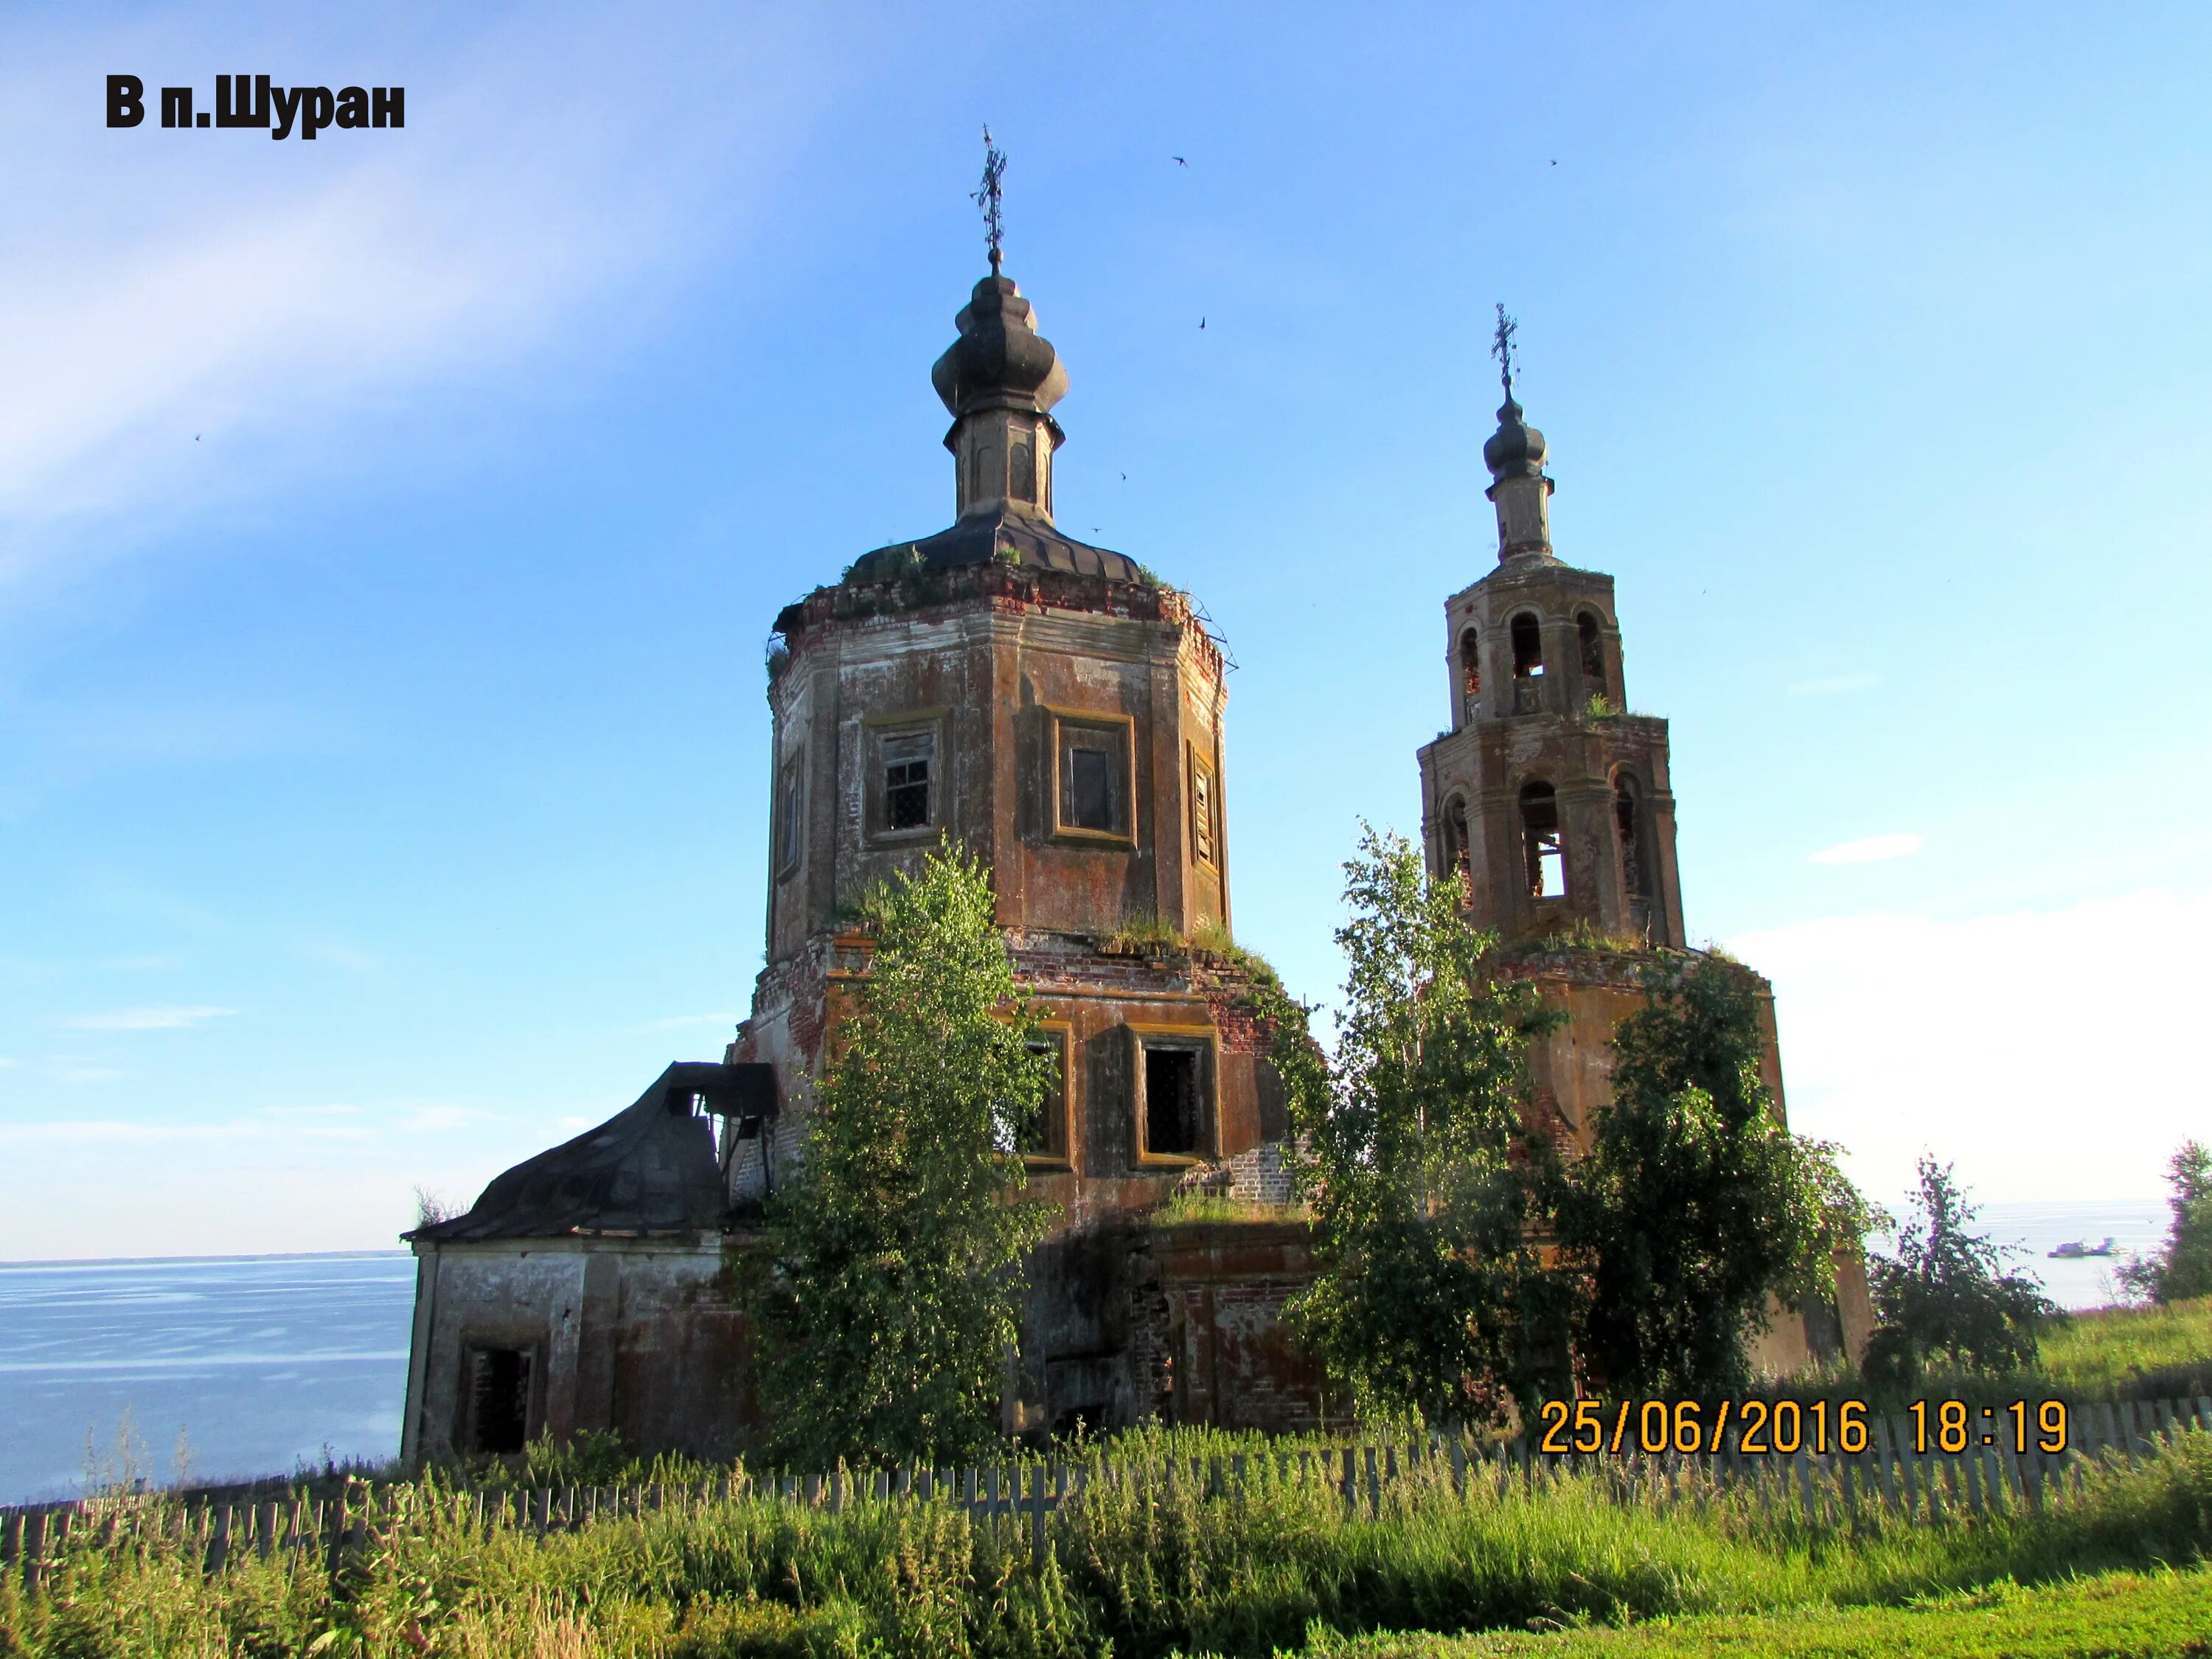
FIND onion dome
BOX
[1483,394,1549,481]
[931,275,1069,420]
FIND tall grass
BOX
[7,1430,2212,1658]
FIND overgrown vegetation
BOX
[2121,1140,2212,1306]
[12,1428,2212,1658]
[1273,832,1873,1424]
[1280,827,1574,1425]
[748,848,1057,1471]
[1863,1157,2062,1388]
[1550,955,1875,1402]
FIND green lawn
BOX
[2039,1297,2212,1402]
[1276,1568,2212,1658]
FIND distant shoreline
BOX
[0,1249,412,1270]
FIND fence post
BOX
[1029,1465,1047,1563]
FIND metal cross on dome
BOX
[973,125,1007,271]
[1492,302,1519,400]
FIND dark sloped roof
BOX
[408,1062,774,1243]
[844,507,1147,585]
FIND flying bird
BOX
[1172,156,1187,166]
[1120,471,1127,480]
[1199,317,1206,329]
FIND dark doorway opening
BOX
[467,1346,533,1454]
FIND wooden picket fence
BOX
[4,1394,2205,1591]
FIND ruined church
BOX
[399,251,1869,1469]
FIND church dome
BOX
[1483,395,1548,480]
[931,274,1070,417]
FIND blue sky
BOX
[2,2,2208,1258]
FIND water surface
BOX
[0,1252,414,1506]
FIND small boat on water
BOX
[2048,1237,2118,1259]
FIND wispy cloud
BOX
[64,1004,235,1032]
[1808,833,1923,865]
[1788,672,1881,696]
[53,1066,127,1085]
[0,8,843,606]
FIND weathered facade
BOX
[1416,366,1873,1371]
[400,264,1863,1471]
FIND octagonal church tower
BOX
[730,257,1291,1239]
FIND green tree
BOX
[750,848,1057,1470]
[2119,1139,2212,1305]
[1280,827,1573,1425]
[1870,1155,2061,1373]
[1550,953,1874,1400]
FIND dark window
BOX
[1010,438,1036,502]
[1444,796,1471,904]
[1144,1046,1203,1157]
[1520,781,1565,898]
[774,762,802,872]
[1615,773,1649,929]
[1012,1036,1065,1159]
[1460,627,1482,716]
[882,730,933,831]
[1578,612,1607,698]
[1511,612,1544,678]
[1192,763,1217,865]
[1061,730,1126,833]
[467,1346,532,1455]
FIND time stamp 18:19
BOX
[1536,1398,2070,1457]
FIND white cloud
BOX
[1808,833,1923,865]
[64,1004,235,1031]
[1789,672,1880,696]
[1728,886,2212,1206]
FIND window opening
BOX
[467,1347,532,1455]
[1444,797,1472,904]
[1192,764,1217,865]
[1010,437,1036,502]
[1578,612,1607,698]
[1010,1036,1065,1159]
[1615,773,1650,935]
[1459,627,1482,717]
[1511,612,1544,678]
[882,730,933,831]
[1520,782,1565,899]
[1144,1046,1203,1158]
[1061,731,1125,833]
[774,762,802,872]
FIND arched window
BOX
[1578,611,1608,700]
[1511,612,1544,678]
[1613,772,1649,911]
[1442,796,1472,905]
[1458,627,1481,720]
[1518,781,1565,899]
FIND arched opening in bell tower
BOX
[1458,627,1481,723]
[1577,611,1608,700]
[1441,795,1471,905]
[1510,612,1544,678]
[1613,770,1649,936]
[1518,781,1565,900]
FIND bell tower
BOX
[1417,315,1685,948]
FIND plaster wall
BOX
[403,1237,752,1471]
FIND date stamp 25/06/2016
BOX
[1536,1397,2071,1458]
